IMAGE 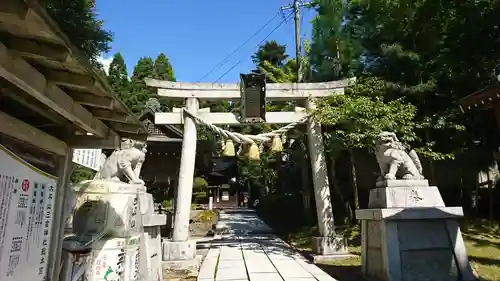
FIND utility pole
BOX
[281,0,341,250]
[281,0,312,83]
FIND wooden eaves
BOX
[0,0,148,157]
[138,106,184,142]
[459,81,500,113]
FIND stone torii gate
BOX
[146,77,351,261]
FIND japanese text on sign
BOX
[0,145,58,281]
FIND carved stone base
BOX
[356,207,475,281]
[139,192,155,220]
[311,253,357,263]
[311,236,348,256]
[162,255,203,279]
[369,186,445,209]
[143,214,167,227]
[141,224,165,281]
[162,239,197,261]
[359,177,475,281]
[376,179,429,188]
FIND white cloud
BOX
[98,54,113,75]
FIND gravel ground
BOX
[162,268,197,281]
[189,210,217,238]
[163,209,218,281]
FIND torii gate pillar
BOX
[306,99,348,258]
[163,98,199,261]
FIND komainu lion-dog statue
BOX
[375,131,424,181]
[93,139,147,185]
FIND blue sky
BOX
[96,0,316,83]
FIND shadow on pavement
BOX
[316,263,370,281]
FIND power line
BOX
[213,11,294,83]
[196,11,281,83]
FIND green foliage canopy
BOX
[312,77,417,150]
[252,40,289,73]
[107,53,177,114]
[41,0,113,67]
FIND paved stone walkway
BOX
[197,209,338,281]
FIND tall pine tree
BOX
[252,40,288,73]
[153,53,178,111]
[130,57,155,114]
[310,0,361,82]
[153,53,176,81]
[344,0,474,158]
[108,53,131,107]
[41,0,112,67]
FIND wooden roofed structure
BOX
[138,106,184,142]
[0,1,148,281]
[459,81,500,116]
[137,107,217,204]
[138,106,184,200]
[460,81,500,162]
[0,0,148,158]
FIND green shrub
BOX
[193,177,208,189]
[197,210,217,223]
[162,199,173,210]
[192,191,207,198]
[191,203,202,210]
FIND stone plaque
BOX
[369,186,445,208]
[367,221,381,248]
[398,221,450,251]
[400,249,459,281]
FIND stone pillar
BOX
[163,98,198,261]
[172,98,198,241]
[142,212,167,281]
[305,99,347,257]
[356,180,476,281]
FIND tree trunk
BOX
[329,156,344,202]
[487,168,494,222]
[247,181,252,207]
[474,173,480,215]
[328,153,351,225]
[459,162,464,208]
[349,150,359,221]
[425,129,437,185]
[301,152,311,211]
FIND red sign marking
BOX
[22,179,30,192]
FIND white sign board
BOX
[0,144,58,281]
[73,149,102,171]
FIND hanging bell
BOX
[270,135,283,153]
[222,139,235,157]
[248,142,260,161]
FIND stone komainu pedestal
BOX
[140,192,167,281]
[356,180,476,281]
